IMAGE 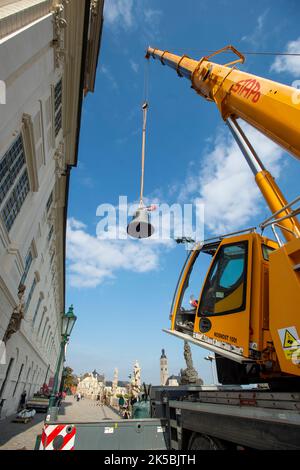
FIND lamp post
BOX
[48,305,77,409]
[204,355,216,384]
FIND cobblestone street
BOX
[0,396,120,450]
[56,395,121,422]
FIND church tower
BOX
[160,349,168,386]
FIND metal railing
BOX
[260,195,300,246]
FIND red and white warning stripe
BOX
[40,424,77,450]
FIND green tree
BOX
[63,366,78,390]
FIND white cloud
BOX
[104,1,163,40]
[130,60,139,73]
[270,37,300,76]
[144,8,162,26]
[67,217,169,288]
[69,218,87,230]
[104,0,134,30]
[79,176,94,188]
[142,7,163,41]
[66,193,201,288]
[241,9,269,46]
[179,124,285,235]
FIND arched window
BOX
[32,292,44,327]
[13,363,24,397]
[46,333,53,352]
[0,357,15,399]
[44,325,51,347]
[41,318,49,341]
[0,135,29,232]
[37,307,47,336]
[25,367,31,393]
[25,277,37,313]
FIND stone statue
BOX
[131,361,141,398]
[112,368,118,396]
[180,341,203,385]
[2,284,26,344]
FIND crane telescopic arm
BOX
[146,46,300,242]
[146,46,300,160]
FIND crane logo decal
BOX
[231,79,261,103]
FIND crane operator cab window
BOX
[198,242,248,317]
[172,246,213,335]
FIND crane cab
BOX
[168,231,283,384]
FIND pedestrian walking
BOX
[77,392,81,402]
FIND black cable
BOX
[236,51,300,56]
[186,50,300,57]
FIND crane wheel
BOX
[188,433,226,450]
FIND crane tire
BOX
[188,433,226,450]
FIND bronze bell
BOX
[127,208,154,239]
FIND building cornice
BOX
[0,275,16,308]
[62,0,90,167]
[6,243,24,277]
[0,0,52,41]
[84,0,104,94]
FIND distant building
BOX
[166,375,180,387]
[77,370,105,400]
[106,380,129,389]
[92,369,105,383]
[160,349,168,386]
[77,368,130,404]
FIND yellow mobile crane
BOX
[146,46,300,388]
[39,46,300,451]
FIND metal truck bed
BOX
[150,386,300,450]
[39,418,169,450]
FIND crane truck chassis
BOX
[39,384,300,450]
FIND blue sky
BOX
[65,0,300,385]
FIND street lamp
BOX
[62,305,77,337]
[204,355,216,384]
[48,305,77,410]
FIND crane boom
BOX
[146,45,300,242]
[146,46,300,161]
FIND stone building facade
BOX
[77,369,129,405]
[77,371,105,400]
[0,0,104,417]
